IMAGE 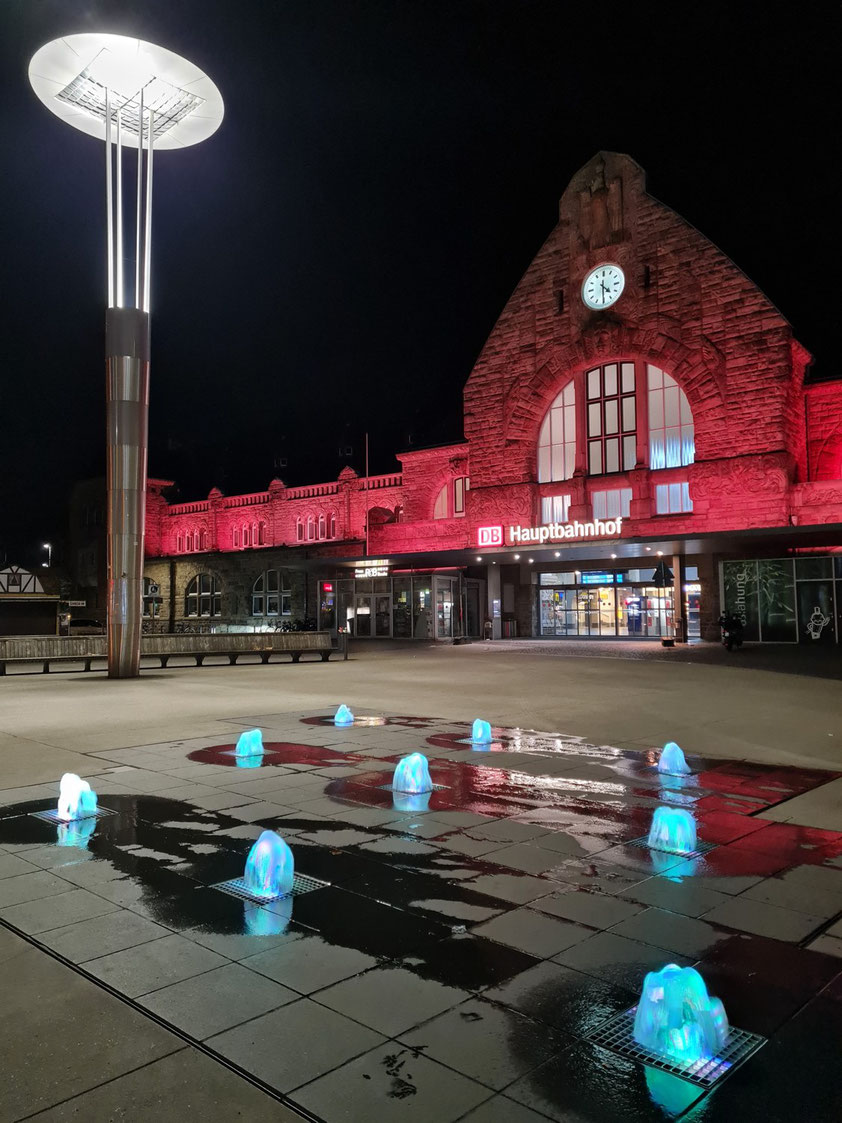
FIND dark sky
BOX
[0,1,837,567]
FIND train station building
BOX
[140,152,842,644]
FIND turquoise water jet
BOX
[392,753,433,793]
[471,719,492,744]
[334,704,354,725]
[634,964,729,1065]
[57,773,98,821]
[243,830,294,898]
[236,754,263,769]
[648,807,697,854]
[235,729,264,757]
[658,741,691,776]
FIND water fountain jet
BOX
[57,773,98,821]
[471,719,492,745]
[658,741,691,776]
[648,807,697,855]
[243,830,294,898]
[392,753,433,794]
[634,964,729,1065]
[235,729,264,758]
[334,704,354,726]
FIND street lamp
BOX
[42,543,52,567]
[29,34,223,677]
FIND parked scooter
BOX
[718,612,744,651]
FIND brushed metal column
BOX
[105,307,150,677]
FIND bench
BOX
[0,631,339,674]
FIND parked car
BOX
[67,618,105,635]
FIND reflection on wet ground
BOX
[1,712,841,1121]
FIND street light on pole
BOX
[42,543,52,568]
[28,34,223,677]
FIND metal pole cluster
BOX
[104,88,154,676]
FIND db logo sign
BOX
[477,526,503,548]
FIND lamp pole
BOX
[29,34,223,676]
[42,542,52,567]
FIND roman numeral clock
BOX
[582,264,625,309]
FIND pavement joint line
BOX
[0,915,323,1123]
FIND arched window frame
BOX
[258,522,266,546]
[296,518,304,542]
[185,574,222,618]
[537,380,576,483]
[318,514,326,540]
[252,569,292,616]
[329,512,336,538]
[176,534,183,553]
[647,364,695,469]
[306,515,315,541]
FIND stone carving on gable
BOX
[691,457,790,500]
[467,484,533,525]
[578,158,624,249]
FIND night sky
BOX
[0,1,837,567]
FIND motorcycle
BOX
[718,612,743,652]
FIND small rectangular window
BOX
[541,494,570,523]
[592,488,632,520]
[454,477,465,514]
[655,481,693,514]
[587,368,601,399]
[266,595,280,615]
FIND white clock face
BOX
[582,264,625,310]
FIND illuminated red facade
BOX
[143,153,842,642]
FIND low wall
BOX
[0,632,333,661]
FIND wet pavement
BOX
[2,711,842,1121]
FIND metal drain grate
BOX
[213,872,330,904]
[378,783,449,793]
[30,807,116,825]
[627,835,717,859]
[586,1006,766,1089]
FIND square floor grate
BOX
[213,872,330,904]
[586,1006,766,1089]
[30,807,115,825]
[627,835,717,860]
[378,783,449,793]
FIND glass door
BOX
[435,579,454,638]
[374,594,392,637]
[354,595,373,636]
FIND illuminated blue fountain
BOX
[634,964,729,1065]
[648,806,697,855]
[658,741,691,776]
[334,704,354,726]
[235,729,264,758]
[471,719,492,745]
[392,752,433,794]
[243,830,294,898]
[57,773,98,821]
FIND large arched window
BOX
[648,364,695,468]
[537,381,576,482]
[252,570,291,616]
[185,574,221,617]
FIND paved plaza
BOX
[1,644,841,1121]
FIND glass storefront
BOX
[537,566,698,639]
[329,575,458,639]
[722,556,840,644]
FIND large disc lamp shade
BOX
[29,34,223,677]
